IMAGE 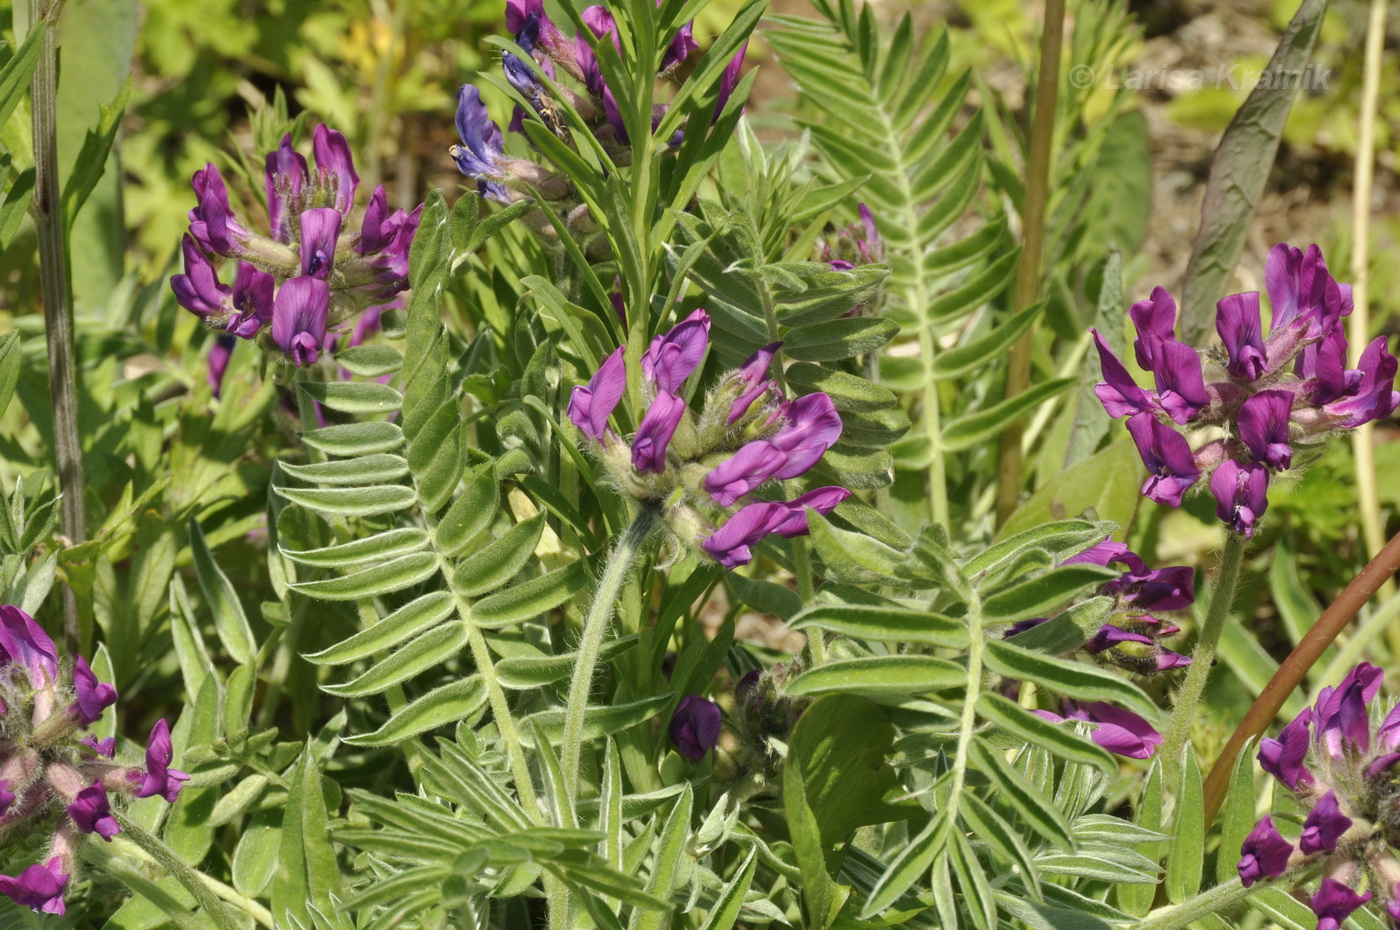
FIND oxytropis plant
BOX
[171,124,423,372]
[1093,244,1399,537]
[0,607,186,916]
[1238,663,1400,928]
[567,310,850,567]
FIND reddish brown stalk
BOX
[1201,530,1400,829]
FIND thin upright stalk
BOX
[1160,532,1247,783]
[1348,0,1394,625]
[561,506,659,804]
[28,0,84,650]
[994,0,1065,527]
[1202,529,1400,828]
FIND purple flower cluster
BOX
[451,0,745,214]
[172,125,422,369]
[0,606,186,915]
[1238,662,1400,926]
[821,204,884,271]
[1009,539,1194,678]
[567,311,850,568]
[1094,244,1399,538]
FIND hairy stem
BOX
[111,817,248,930]
[561,505,659,804]
[28,0,84,651]
[1348,0,1394,635]
[1135,877,1253,930]
[994,0,1065,527]
[1202,529,1400,827]
[1161,531,1247,784]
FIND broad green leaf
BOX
[0,331,21,418]
[275,484,417,517]
[696,850,757,930]
[278,454,411,487]
[949,830,995,930]
[634,785,693,930]
[0,25,43,130]
[321,622,469,697]
[1217,738,1258,885]
[980,563,1121,623]
[999,437,1143,542]
[1117,758,1164,916]
[785,655,964,697]
[982,639,1159,719]
[433,466,500,557]
[61,78,131,233]
[272,746,345,928]
[807,513,909,586]
[300,421,405,456]
[787,603,969,648]
[231,811,281,898]
[187,517,255,665]
[303,591,454,665]
[344,678,488,746]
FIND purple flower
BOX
[224,261,277,339]
[0,858,68,915]
[1314,662,1382,759]
[1037,701,1162,759]
[1209,460,1269,538]
[1091,330,1155,418]
[270,277,331,367]
[298,207,343,280]
[170,235,231,318]
[1236,816,1292,886]
[714,42,749,119]
[1299,790,1351,855]
[769,393,843,479]
[130,719,190,803]
[81,735,116,758]
[641,310,711,392]
[1061,540,1148,575]
[704,441,787,507]
[1266,244,1346,341]
[264,133,308,244]
[0,605,59,689]
[702,502,787,568]
[1129,286,1179,370]
[767,487,850,537]
[661,10,699,71]
[68,782,120,840]
[1323,335,1400,428]
[1125,413,1199,507]
[312,124,359,215]
[1238,389,1294,470]
[1104,565,1195,612]
[70,656,117,727]
[727,342,781,423]
[669,695,722,760]
[1298,328,1353,406]
[1216,292,1268,381]
[631,392,686,473]
[1389,886,1400,925]
[1310,879,1370,930]
[567,347,626,441]
[1085,625,1154,653]
[187,164,247,255]
[1259,707,1314,791]
[1148,336,1209,424]
[1377,702,1400,752]
[452,86,509,201]
[0,780,13,816]
[208,335,235,398]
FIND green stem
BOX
[111,818,248,930]
[1161,532,1247,783]
[1135,877,1253,930]
[28,0,84,651]
[561,506,659,804]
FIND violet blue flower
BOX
[714,42,749,119]
[187,164,247,255]
[1266,244,1344,341]
[131,719,190,803]
[1314,662,1382,759]
[81,735,116,758]
[1129,286,1179,370]
[727,342,781,423]
[1310,879,1370,930]
[632,392,686,473]
[170,235,231,318]
[1104,565,1195,612]
[270,277,331,367]
[298,207,343,280]
[1062,540,1148,575]
[1377,702,1400,752]
[1297,327,1353,406]
[669,695,722,760]
[1259,707,1314,791]
[312,124,359,215]
[1238,389,1295,470]
[1149,335,1209,424]
[1209,460,1269,538]
[1216,292,1268,381]
[1299,790,1351,855]
[1237,816,1293,886]
[452,86,510,202]
[1125,413,1199,507]
[702,502,787,568]
[0,605,59,688]
[704,441,788,507]
[70,656,117,727]
[1324,336,1400,428]
[769,393,843,479]
[1037,701,1162,759]
[642,310,711,392]
[68,782,120,840]
[767,486,851,537]
[1091,330,1155,418]
[0,858,69,915]
[567,347,626,441]
[264,133,308,244]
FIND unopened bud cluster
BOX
[0,607,186,916]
